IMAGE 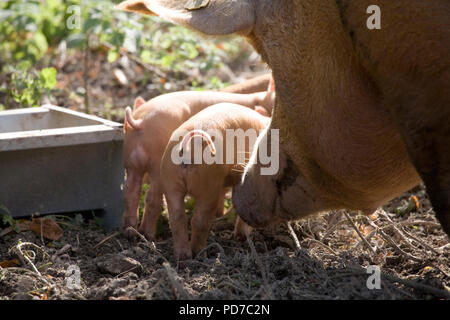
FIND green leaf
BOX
[161,54,175,68]
[39,67,57,90]
[83,17,101,33]
[108,30,125,47]
[25,31,48,62]
[107,49,119,63]
[209,76,223,89]
[181,42,199,59]
[74,214,84,226]
[65,33,86,48]
[140,50,152,64]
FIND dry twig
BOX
[163,262,191,300]
[8,241,51,285]
[286,222,301,251]
[196,242,226,259]
[93,231,121,249]
[244,226,274,299]
[400,220,441,229]
[344,211,375,255]
[382,272,450,299]
[124,226,169,264]
[321,218,346,242]
[306,237,337,255]
[402,229,441,256]
[364,218,423,262]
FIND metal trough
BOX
[0,105,124,230]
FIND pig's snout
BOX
[232,127,282,228]
[233,146,321,228]
[232,165,278,228]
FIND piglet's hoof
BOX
[233,230,246,241]
[176,251,192,265]
[122,225,138,239]
[177,260,188,270]
[137,226,155,242]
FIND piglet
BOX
[123,90,274,240]
[220,73,272,94]
[160,103,269,260]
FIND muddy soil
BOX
[1,184,449,300]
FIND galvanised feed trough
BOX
[0,105,124,230]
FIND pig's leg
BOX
[122,169,143,238]
[233,217,252,240]
[191,195,221,258]
[388,95,450,235]
[166,193,191,260]
[138,172,163,240]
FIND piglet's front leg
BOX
[191,194,223,258]
[122,170,143,238]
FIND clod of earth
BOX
[96,254,143,276]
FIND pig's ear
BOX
[116,0,256,35]
[133,96,146,110]
[116,0,157,16]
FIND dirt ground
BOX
[0,184,449,300]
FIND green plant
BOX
[0,0,63,108]
[0,0,251,110]
[2,62,56,107]
[0,0,76,63]
[0,203,19,233]
[67,1,245,91]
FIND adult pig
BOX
[117,0,450,235]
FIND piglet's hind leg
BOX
[191,195,222,258]
[166,192,191,261]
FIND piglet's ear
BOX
[133,96,146,110]
[268,75,276,92]
[255,106,270,117]
[116,0,256,36]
